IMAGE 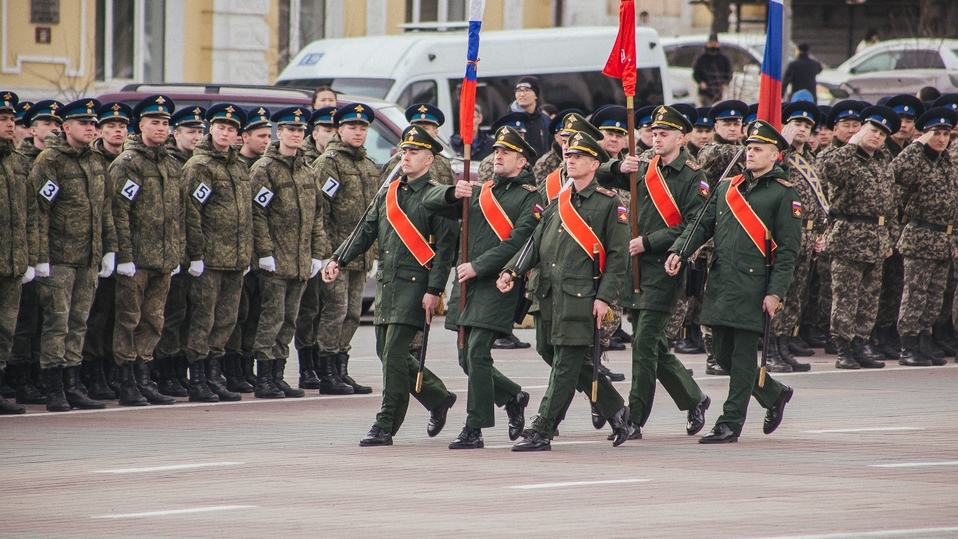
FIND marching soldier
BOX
[33,98,118,412]
[183,103,251,403]
[820,106,900,369]
[422,126,538,449]
[109,95,183,406]
[499,131,632,451]
[323,125,458,447]
[477,112,531,184]
[249,107,328,399]
[380,104,455,186]
[531,110,577,186]
[667,120,801,443]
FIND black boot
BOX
[156,357,188,397]
[765,336,792,373]
[187,360,219,402]
[64,366,105,409]
[318,353,353,395]
[106,358,122,396]
[704,333,728,375]
[448,425,484,449]
[31,362,47,394]
[175,354,190,392]
[597,359,625,382]
[778,336,810,372]
[337,352,372,394]
[834,337,860,369]
[0,366,14,398]
[674,326,700,354]
[607,406,632,447]
[9,363,46,404]
[135,363,176,404]
[241,356,256,386]
[899,335,932,367]
[0,392,24,414]
[223,353,254,393]
[43,367,70,412]
[272,358,305,398]
[919,332,948,366]
[872,327,900,360]
[86,358,116,400]
[799,325,827,348]
[205,357,241,401]
[117,363,148,406]
[297,347,321,390]
[786,335,815,357]
[851,337,885,368]
[254,360,284,399]
[824,338,838,355]
[932,322,958,356]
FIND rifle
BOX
[676,147,745,264]
[759,230,772,388]
[591,243,601,403]
[416,234,438,393]
[332,160,403,265]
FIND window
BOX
[396,81,438,109]
[665,45,704,69]
[724,46,760,73]
[850,52,896,74]
[278,0,326,73]
[405,0,466,23]
[895,50,945,70]
[94,0,165,82]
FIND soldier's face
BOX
[715,119,742,142]
[808,132,820,150]
[209,121,239,152]
[925,128,950,153]
[818,127,832,146]
[400,147,434,178]
[31,119,61,142]
[600,131,627,155]
[242,127,272,156]
[652,128,685,157]
[832,119,861,143]
[98,120,128,147]
[858,123,886,153]
[0,112,14,142]
[174,126,205,152]
[564,152,600,180]
[492,147,526,178]
[62,119,97,147]
[14,123,30,144]
[691,126,713,148]
[278,125,305,150]
[745,142,778,173]
[337,122,368,148]
[559,134,571,151]
[413,122,439,138]
[898,118,916,140]
[138,117,169,147]
[787,119,812,144]
[312,125,336,149]
[638,126,654,147]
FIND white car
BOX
[662,33,776,105]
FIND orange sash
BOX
[558,187,606,272]
[726,175,777,257]
[478,181,514,241]
[385,180,435,267]
[545,169,563,201]
[645,155,682,227]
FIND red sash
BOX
[545,169,562,201]
[385,180,435,266]
[645,155,683,227]
[558,187,606,272]
[478,181,514,241]
[726,175,777,257]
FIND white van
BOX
[275,26,673,142]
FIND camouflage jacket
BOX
[696,135,745,187]
[91,138,122,166]
[475,153,495,184]
[110,135,186,272]
[301,135,322,162]
[0,139,37,277]
[820,143,899,264]
[314,135,380,272]
[184,135,254,271]
[164,137,193,168]
[12,137,41,191]
[236,151,259,170]
[250,141,328,280]
[892,141,958,259]
[781,145,827,228]
[532,146,562,186]
[32,133,117,267]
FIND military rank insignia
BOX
[699,180,710,197]
[532,203,544,221]
[617,205,629,223]
[792,200,803,218]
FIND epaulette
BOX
[596,186,617,197]
[685,159,700,170]
[428,179,440,186]
[520,183,537,192]
[775,178,793,188]
[124,154,134,160]
[325,150,337,159]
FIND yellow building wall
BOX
[484,0,504,31]
[344,0,367,37]
[386,1,405,35]
[523,0,553,28]
[183,0,215,83]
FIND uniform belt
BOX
[830,212,886,226]
[910,219,954,235]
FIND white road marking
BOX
[91,505,255,519]
[869,461,958,468]
[804,427,924,434]
[484,440,605,449]
[92,462,243,474]
[507,478,649,490]
[759,526,958,538]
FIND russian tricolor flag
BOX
[757,0,783,129]
[458,0,486,147]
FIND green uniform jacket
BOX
[32,133,117,267]
[600,149,707,313]
[301,135,321,162]
[506,178,629,346]
[334,171,458,327]
[250,141,328,281]
[313,135,380,272]
[184,135,253,271]
[12,137,41,192]
[670,165,802,334]
[110,135,186,272]
[696,135,745,187]
[0,139,37,277]
[423,166,540,335]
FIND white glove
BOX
[171,265,180,276]
[36,263,50,278]
[367,259,378,279]
[258,256,276,272]
[243,266,250,276]
[188,260,204,277]
[310,258,324,278]
[99,252,116,278]
[117,262,136,277]
[21,266,35,284]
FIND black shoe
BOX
[254,360,285,399]
[765,337,793,373]
[705,355,728,376]
[272,359,305,398]
[360,426,393,446]
[505,391,529,441]
[224,354,254,393]
[687,395,710,436]
[43,367,70,412]
[763,385,793,435]
[607,406,631,447]
[824,338,838,355]
[297,347,321,390]
[919,332,947,362]
[612,327,633,344]
[427,392,457,437]
[0,394,25,414]
[493,335,530,349]
[872,329,901,360]
[673,338,701,354]
[601,340,626,352]
[700,423,738,444]
[188,360,219,403]
[63,366,106,409]
[800,325,827,348]
[85,358,117,400]
[598,362,625,382]
[134,363,175,405]
[511,430,551,451]
[0,368,14,399]
[318,353,353,395]
[932,322,958,356]
[520,415,558,439]
[786,336,815,357]
[591,402,606,430]
[117,363,148,406]
[778,336,810,372]
[205,357,242,401]
[851,337,885,369]
[898,335,932,367]
[834,337,860,369]
[607,420,643,441]
[175,354,191,392]
[9,363,46,405]
[337,352,372,394]
[155,357,189,397]
[449,426,484,449]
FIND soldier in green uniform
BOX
[183,103,251,403]
[380,104,456,186]
[477,112,532,184]
[422,126,538,449]
[667,120,800,443]
[33,98,118,412]
[110,95,183,406]
[531,110,577,187]
[499,131,632,452]
[324,125,458,446]
[237,107,272,169]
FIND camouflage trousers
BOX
[294,274,324,351]
[771,230,816,337]
[875,252,904,330]
[113,270,171,365]
[599,304,624,347]
[803,252,832,330]
[186,269,243,363]
[82,276,115,361]
[939,262,956,326]
[829,256,882,341]
[154,272,191,360]
[898,257,951,337]
[37,265,98,369]
[226,271,260,358]
[665,292,689,340]
[10,280,40,365]
[0,275,22,369]
[253,274,306,361]
[317,268,365,354]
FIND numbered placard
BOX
[322,176,341,198]
[192,182,212,204]
[254,186,274,208]
[38,180,59,202]
[120,179,140,201]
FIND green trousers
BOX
[629,309,703,427]
[710,325,785,436]
[458,326,521,429]
[374,324,450,436]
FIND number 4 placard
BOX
[120,180,140,201]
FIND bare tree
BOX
[710,0,732,34]
[919,0,958,38]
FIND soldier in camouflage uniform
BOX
[303,106,337,162]
[33,99,118,412]
[820,106,900,369]
[183,103,251,403]
[893,107,958,366]
[0,92,34,414]
[687,107,714,160]
[380,104,456,187]
[236,107,271,168]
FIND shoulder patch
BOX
[120,179,141,201]
[192,182,212,204]
[685,159,700,170]
[775,178,793,188]
[596,186,616,197]
[254,186,274,208]
[38,180,60,202]
[532,203,544,221]
[698,180,710,197]
[520,183,537,192]
[792,200,803,219]
[321,176,341,198]
[617,205,629,223]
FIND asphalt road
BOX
[3,321,957,539]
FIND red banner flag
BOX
[602,0,637,97]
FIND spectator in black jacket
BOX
[783,43,823,102]
[508,76,551,164]
[692,35,732,106]
[449,103,495,161]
